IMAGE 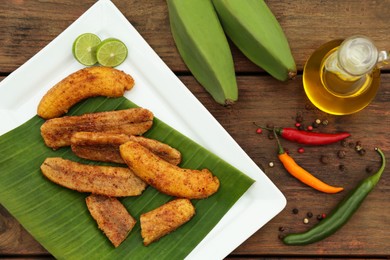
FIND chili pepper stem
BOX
[253,122,283,134]
[273,129,285,154]
[372,148,386,184]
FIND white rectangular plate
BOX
[0,0,286,259]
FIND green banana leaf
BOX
[0,97,254,259]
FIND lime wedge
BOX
[96,38,128,67]
[72,33,101,66]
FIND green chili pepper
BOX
[282,148,386,245]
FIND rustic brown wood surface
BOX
[0,0,389,259]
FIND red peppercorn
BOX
[307,125,313,131]
[295,122,301,128]
[256,128,262,134]
[298,147,305,153]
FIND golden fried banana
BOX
[37,66,135,119]
[40,157,147,197]
[71,132,131,146]
[70,132,182,165]
[140,198,195,246]
[86,194,136,247]
[129,136,182,166]
[41,108,153,149]
[71,132,131,164]
[120,141,220,199]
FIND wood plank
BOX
[0,204,47,255]
[1,73,389,256]
[1,0,389,257]
[182,74,390,257]
[0,0,389,73]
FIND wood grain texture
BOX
[1,73,389,256]
[0,0,389,258]
[0,0,389,72]
[0,204,46,255]
[203,75,390,257]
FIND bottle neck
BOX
[325,36,379,80]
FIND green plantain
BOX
[167,0,238,105]
[212,0,296,81]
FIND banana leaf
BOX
[0,97,254,259]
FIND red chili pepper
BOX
[253,122,350,145]
[274,128,350,145]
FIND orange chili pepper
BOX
[274,130,343,194]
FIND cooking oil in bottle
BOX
[303,36,387,115]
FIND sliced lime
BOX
[96,38,128,67]
[72,33,101,66]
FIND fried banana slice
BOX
[37,66,135,119]
[86,194,136,247]
[120,141,220,199]
[71,132,182,165]
[41,108,153,149]
[40,157,147,197]
[130,136,182,166]
[140,199,195,246]
[71,132,131,164]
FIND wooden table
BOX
[1,0,389,258]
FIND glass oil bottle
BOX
[303,36,389,115]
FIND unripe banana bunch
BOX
[167,0,296,105]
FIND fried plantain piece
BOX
[130,136,182,166]
[40,108,153,149]
[37,66,135,119]
[71,132,131,164]
[140,198,195,246]
[86,194,136,247]
[120,141,220,199]
[40,157,147,197]
[71,132,182,165]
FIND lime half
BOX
[96,38,128,67]
[72,33,101,66]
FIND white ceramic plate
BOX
[0,1,286,259]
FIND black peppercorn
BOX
[339,164,346,171]
[320,155,330,165]
[358,149,366,156]
[365,165,374,174]
[312,122,319,128]
[337,150,346,159]
[296,114,303,123]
